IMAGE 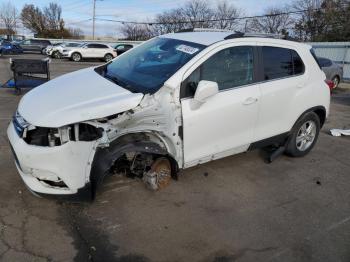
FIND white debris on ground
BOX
[330,129,350,136]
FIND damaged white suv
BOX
[8,31,330,200]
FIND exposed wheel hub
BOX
[143,157,171,190]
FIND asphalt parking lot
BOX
[0,54,350,262]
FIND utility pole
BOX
[92,0,96,40]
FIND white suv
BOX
[8,31,330,200]
[62,43,117,62]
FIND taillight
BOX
[325,79,335,91]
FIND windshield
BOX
[99,37,205,94]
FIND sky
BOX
[7,0,292,37]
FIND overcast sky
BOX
[11,0,292,37]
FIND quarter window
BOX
[182,46,254,97]
[262,47,304,80]
[292,50,305,74]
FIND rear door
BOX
[94,44,109,57]
[84,44,98,57]
[181,44,260,167]
[254,44,307,142]
[21,40,33,51]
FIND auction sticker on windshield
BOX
[176,45,199,55]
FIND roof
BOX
[160,32,233,46]
[160,31,305,47]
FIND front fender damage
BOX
[85,88,182,198]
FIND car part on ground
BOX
[330,128,350,136]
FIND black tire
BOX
[104,53,113,62]
[285,112,320,157]
[71,52,82,62]
[52,51,61,59]
[332,76,340,89]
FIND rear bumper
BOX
[7,121,96,201]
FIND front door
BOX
[180,45,260,167]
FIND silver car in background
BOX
[318,57,343,88]
[47,42,84,58]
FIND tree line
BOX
[121,0,350,42]
[0,0,349,41]
[0,1,83,39]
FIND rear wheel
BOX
[104,53,113,62]
[332,76,340,89]
[285,112,320,157]
[71,52,82,62]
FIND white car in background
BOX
[47,42,83,58]
[8,30,330,200]
[62,43,117,62]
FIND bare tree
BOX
[21,4,46,35]
[248,7,294,34]
[292,0,321,41]
[181,0,214,28]
[121,24,154,40]
[43,2,62,30]
[155,9,188,34]
[68,27,84,39]
[0,1,18,34]
[213,0,242,30]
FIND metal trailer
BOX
[310,42,350,82]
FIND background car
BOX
[44,42,62,56]
[62,43,117,62]
[0,40,23,55]
[114,43,134,55]
[318,57,343,88]
[18,39,52,54]
[47,42,83,58]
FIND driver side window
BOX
[181,46,254,98]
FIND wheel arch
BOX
[294,106,327,129]
[89,132,179,198]
[71,51,82,59]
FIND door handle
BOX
[243,97,258,105]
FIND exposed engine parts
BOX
[110,153,172,191]
[21,123,103,147]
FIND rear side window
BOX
[95,44,108,48]
[262,47,293,80]
[262,47,305,80]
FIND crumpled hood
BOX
[18,67,144,127]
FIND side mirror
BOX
[191,80,219,110]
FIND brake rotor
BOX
[149,157,172,190]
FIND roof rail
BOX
[176,28,233,33]
[224,31,299,41]
[175,28,299,42]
